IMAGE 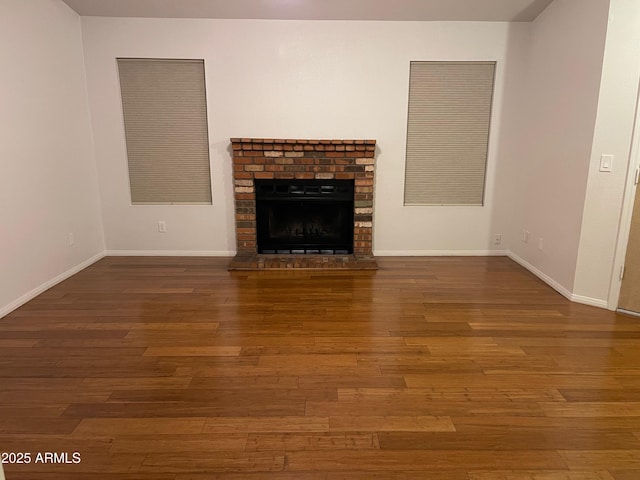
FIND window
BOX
[404,61,496,206]
[117,58,212,205]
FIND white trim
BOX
[571,294,609,310]
[374,249,508,257]
[618,308,640,318]
[507,251,573,300]
[105,250,235,257]
[0,252,105,319]
[507,251,608,309]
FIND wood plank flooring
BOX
[1,256,639,479]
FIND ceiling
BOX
[61,0,555,22]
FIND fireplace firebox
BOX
[255,179,354,254]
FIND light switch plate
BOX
[600,154,613,172]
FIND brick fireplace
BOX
[228,138,377,270]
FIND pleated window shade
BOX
[117,58,212,205]
[404,61,496,206]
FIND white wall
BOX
[501,0,609,294]
[574,0,640,308]
[81,18,525,256]
[0,0,105,317]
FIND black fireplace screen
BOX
[255,179,354,254]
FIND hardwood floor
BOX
[1,256,639,479]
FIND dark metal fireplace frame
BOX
[255,179,355,254]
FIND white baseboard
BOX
[0,252,105,319]
[105,250,235,257]
[570,294,609,309]
[507,252,608,309]
[374,249,509,257]
[373,249,608,309]
[507,251,573,300]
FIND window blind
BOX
[404,61,496,206]
[117,58,212,205]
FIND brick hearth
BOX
[228,138,377,270]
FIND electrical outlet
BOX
[538,237,543,251]
[522,229,530,243]
[494,233,502,245]
[158,221,167,233]
[68,233,75,246]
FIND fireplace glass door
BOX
[255,179,354,254]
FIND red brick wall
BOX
[231,138,376,256]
